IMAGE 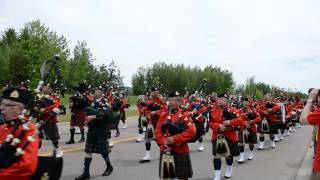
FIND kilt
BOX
[238,130,257,144]
[120,111,126,121]
[70,111,86,127]
[85,133,110,154]
[257,120,278,134]
[275,120,286,130]
[159,152,193,179]
[43,122,60,141]
[212,139,240,157]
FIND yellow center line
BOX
[40,136,137,156]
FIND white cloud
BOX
[1,0,320,92]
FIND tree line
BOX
[0,20,305,98]
[0,20,123,91]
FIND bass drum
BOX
[30,156,63,180]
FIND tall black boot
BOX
[78,129,85,143]
[102,154,113,176]
[75,157,92,180]
[66,128,75,144]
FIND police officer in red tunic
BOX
[237,97,260,163]
[210,93,242,180]
[38,84,63,157]
[0,87,39,180]
[156,91,196,180]
[257,99,281,150]
[139,87,166,163]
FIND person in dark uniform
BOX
[66,83,91,144]
[75,86,113,180]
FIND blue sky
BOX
[1,0,320,92]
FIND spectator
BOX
[300,88,320,173]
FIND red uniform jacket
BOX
[209,106,242,141]
[307,110,320,172]
[39,95,60,124]
[155,110,196,154]
[0,123,39,180]
[120,98,129,113]
[188,103,208,123]
[285,104,293,119]
[238,107,261,133]
[258,103,280,122]
[145,97,166,127]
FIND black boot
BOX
[102,162,113,176]
[66,128,75,144]
[102,154,113,176]
[78,129,85,143]
[75,157,91,180]
[115,131,120,137]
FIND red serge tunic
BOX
[0,123,39,180]
[155,110,196,154]
[209,106,242,142]
[307,110,320,172]
[238,107,261,133]
[39,95,61,124]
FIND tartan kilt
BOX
[43,122,60,141]
[70,111,86,127]
[159,152,193,179]
[120,111,126,121]
[85,134,110,154]
[257,120,278,134]
[238,130,257,144]
[212,139,240,157]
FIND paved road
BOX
[40,117,315,180]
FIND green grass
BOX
[59,94,72,106]
[127,95,138,105]
[58,112,71,123]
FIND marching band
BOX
[0,74,310,180]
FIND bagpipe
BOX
[160,106,196,143]
[85,99,120,130]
